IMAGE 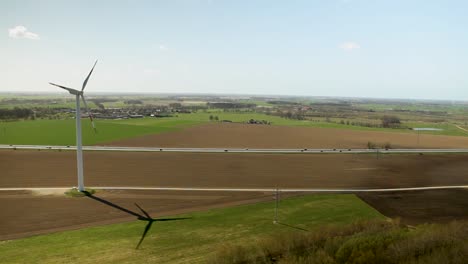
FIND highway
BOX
[2,144,468,154]
[1,185,467,193]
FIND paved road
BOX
[1,185,467,193]
[2,144,468,154]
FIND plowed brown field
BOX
[104,123,468,149]
[0,190,273,240]
[359,189,468,224]
[2,150,468,188]
[1,150,467,240]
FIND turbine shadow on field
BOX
[277,222,309,231]
[83,191,191,249]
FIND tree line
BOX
[0,107,33,120]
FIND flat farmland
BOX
[1,150,467,241]
[359,189,468,225]
[1,150,468,189]
[0,193,383,263]
[0,189,274,240]
[104,123,468,149]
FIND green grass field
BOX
[0,194,383,264]
[1,111,467,146]
[131,111,468,137]
[179,112,466,135]
[0,118,201,145]
[355,102,468,114]
[0,95,97,109]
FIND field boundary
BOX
[1,185,467,193]
[2,144,468,154]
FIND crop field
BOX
[0,194,384,263]
[0,149,467,242]
[2,151,468,189]
[358,189,468,225]
[160,112,468,137]
[0,95,85,109]
[2,117,468,147]
[0,118,201,145]
[106,122,468,149]
[0,94,207,109]
[4,0,468,261]
[1,95,468,262]
[0,189,275,241]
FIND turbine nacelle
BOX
[49,60,97,95]
[49,60,98,133]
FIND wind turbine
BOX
[49,60,98,192]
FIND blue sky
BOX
[1,0,468,100]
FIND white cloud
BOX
[339,41,360,51]
[159,44,168,51]
[8,25,40,40]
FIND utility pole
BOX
[273,188,280,224]
[417,130,420,146]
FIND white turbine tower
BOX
[49,60,98,192]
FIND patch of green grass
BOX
[0,118,201,145]
[176,112,437,133]
[405,121,468,136]
[183,111,468,136]
[0,96,96,109]
[177,111,365,128]
[237,99,273,107]
[0,194,383,263]
[64,188,96,197]
[356,102,468,114]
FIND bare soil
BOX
[1,150,467,240]
[358,189,468,225]
[1,150,468,189]
[0,190,273,241]
[104,123,468,149]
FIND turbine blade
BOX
[49,82,79,95]
[81,95,97,133]
[136,221,153,249]
[82,60,98,92]
[135,203,152,219]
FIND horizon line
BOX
[1,91,467,103]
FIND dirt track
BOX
[104,123,468,149]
